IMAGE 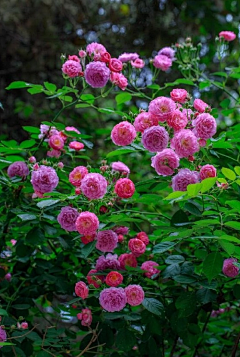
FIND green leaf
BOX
[200,177,217,193]
[81,240,96,258]
[164,191,187,200]
[0,308,8,316]
[115,92,132,105]
[142,298,164,316]
[219,240,235,255]
[175,292,196,317]
[138,194,161,205]
[196,288,217,304]
[17,214,37,221]
[224,221,240,230]
[115,328,136,352]
[153,241,177,254]
[37,199,60,209]
[199,80,211,89]
[165,255,185,264]
[27,86,43,94]
[80,94,95,104]
[221,167,236,181]
[44,82,57,92]
[22,126,40,134]
[26,227,45,246]
[6,81,34,90]
[202,252,223,281]
[20,139,36,148]
[184,202,202,216]
[220,98,230,108]
[106,149,136,158]
[173,275,197,284]
[225,200,240,210]
[171,209,189,226]
[234,166,240,175]
[187,183,202,197]
[174,78,195,85]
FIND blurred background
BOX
[0,0,239,142]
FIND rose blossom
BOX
[47,149,61,158]
[131,58,145,68]
[109,58,123,72]
[182,108,193,121]
[68,55,80,62]
[49,134,64,150]
[96,230,118,252]
[172,168,199,191]
[128,238,146,257]
[7,161,29,178]
[99,287,127,312]
[84,61,110,88]
[167,109,188,131]
[193,98,210,113]
[111,161,130,175]
[75,211,99,235]
[200,165,217,181]
[106,271,124,287]
[118,52,139,62]
[110,72,128,90]
[112,226,129,235]
[87,269,104,288]
[65,126,81,135]
[28,156,36,164]
[96,253,120,271]
[125,285,144,306]
[101,52,111,63]
[20,322,28,329]
[141,261,160,278]
[86,42,106,57]
[219,31,236,42]
[170,89,189,103]
[69,166,88,187]
[75,281,89,299]
[81,173,108,200]
[69,141,84,151]
[79,50,86,58]
[57,206,79,231]
[0,326,7,348]
[142,125,169,153]
[193,113,217,139]
[118,253,138,269]
[62,60,82,78]
[153,54,172,71]
[77,308,92,327]
[114,178,135,198]
[136,232,149,245]
[111,121,136,146]
[81,233,96,245]
[148,96,176,122]
[5,273,11,281]
[31,165,59,194]
[158,47,175,59]
[222,258,239,277]
[151,149,180,176]
[171,129,199,158]
[133,112,159,133]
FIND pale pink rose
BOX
[77,308,92,327]
[136,232,149,245]
[151,149,180,176]
[106,271,123,287]
[81,173,108,200]
[114,178,135,198]
[133,112,158,133]
[69,166,88,187]
[49,135,64,150]
[200,165,217,181]
[31,165,59,194]
[148,96,176,122]
[222,258,239,277]
[167,109,188,131]
[57,206,79,232]
[171,129,199,158]
[79,50,87,58]
[142,125,169,153]
[75,211,99,235]
[99,287,127,312]
[128,238,146,257]
[193,113,217,139]
[85,61,110,88]
[111,121,136,146]
[158,47,175,59]
[110,72,128,90]
[118,52,139,62]
[170,89,189,103]
[96,230,118,252]
[65,126,81,134]
[96,254,120,271]
[7,161,29,178]
[47,150,61,158]
[219,31,236,41]
[131,58,145,68]
[20,322,28,330]
[57,162,64,169]
[69,141,84,152]
[28,156,36,164]
[172,168,199,191]
[118,253,137,270]
[193,99,210,113]
[62,60,82,78]
[75,281,89,299]
[153,55,172,71]
[11,239,17,246]
[86,42,106,57]
[125,285,144,306]
[87,269,104,288]
[109,58,123,72]
[111,161,130,175]
[141,261,160,278]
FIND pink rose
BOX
[110,72,128,90]
[109,58,123,72]
[106,271,124,287]
[142,125,169,153]
[75,211,99,235]
[219,31,236,41]
[62,60,82,78]
[75,281,89,299]
[49,135,64,150]
[170,89,189,103]
[69,141,84,151]
[118,253,137,270]
[131,58,145,69]
[69,166,88,187]
[128,238,146,257]
[87,269,104,288]
[222,258,239,277]
[153,55,172,71]
[81,173,108,200]
[114,178,135,198]
[111,121,136,146]
[133,111,158,133]
[167,109,188,131]
[171,129,199,158]
[151,149,179,176]
[99,287,127,312]
[141,261,160,278]
[77,308,92,327]
[193,99,210,113]
[148,96,176,122]
[172,168,199,192]
[200,165,217,181]
[193,113,217,139]
[101,52,111,63]
[96,230,118,252]
[136,232,149,245]
[125,285,144,306]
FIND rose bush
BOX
[0,32,240,357]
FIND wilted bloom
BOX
[113,226,129,235]
[110,72,128,90]
[0,327,7,348]
[171,129,199,158]
[96,230,118,252]
[219,31,236,41]
[158,47,175,59]
[149,97,176,122]
[136,232,149,245]
[109,58,123,72]
[75,211,99,235]
[172,168,199,191]
[133,112,158,133]
[222,258,239,277]
[69,141,84,151]
[131,58,145,68]
[111,161,130,175]
[31,165,59,194]
[153,55,172,71]
[118,52,139,62]
[193,113,217,139]
[81,173,108,200]
[75,281,89,299]
[151,149,179,176]
[200,165,217,181]
[118,253,138,270]
[106,271,123,287]
[62,60,82,78]
[96,253,120,271]
[7,161,29,178]
[128,238,146,257]
[111,121,136,146]
[69,166,88,187]
[57,206,79,231]
[114,178,135,198]
[142,125,169,153]
[193,99,210,113]
[87,269,104,288]
[125,285,144,306]
[141,261,160,278]
[99,287,127,312]
[85,61,110,88]
[77,308,92,327]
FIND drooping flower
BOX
[167,109,188,131]
[219,31,236,42]
[128,238,146,257]
[77,308,92,327]
[75,211,99,235]
[69,166,88,187]
[192,113,217,139]
[118,253,138,270]
[172,168,199,191]
[31,165,59,194]
[125,284,145,306]
[81,173,108,200]
[57,206,79,231]
[118,52,139,62]
[75,281,89,299]
[148,97,176,122]
[99,287,127,312]
[62,60,82,78]
[141,261,160,278]
[171,129,199,158]
[96,253,120,271]
[158,47,175,59]
[84,61,110,88]
[153,54,172,71]
[222,258,239,277]
[111,121,136,146]
[7,161,29,178]
[111,161,130,175]
[114,178,135,198]
[133,112,159,133]
[106,271,124,287]
[200,165,217,181]
[96,230,118,252]
[151,149,179,176]
[87,269,104,288]
[142,125,169,153]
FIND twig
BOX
[7,325,39,340]
[76,323,102,357]
[231,331,240,357]
[170,336,178,357]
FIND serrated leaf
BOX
[153,241,177,254]
[200,177,217,193]
[115,92,132,105]
[165,255,185,264]
[224,221,240,230]
[18,214,37,221]
[202,252,222,281]
[142,298,164,316]
[164,191,187,200]
[37,199,60,209]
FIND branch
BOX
[231,331,240,357]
